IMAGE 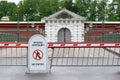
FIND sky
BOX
[1,0,113,4]
[4,0,21,4]
[8,0,21,4]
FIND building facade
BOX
[44,9,85,42]
[0,9,120,42]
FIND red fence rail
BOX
[0,42,120,48]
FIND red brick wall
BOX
[0,22,45,38]
[0,22,120,41]
[84,23,120,41]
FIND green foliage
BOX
[38,0,60,19]
[0,1,17,20]
[20,0,41,21]
[0,0,120,21]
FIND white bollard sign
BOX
[28,34,48,73]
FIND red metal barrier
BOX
[0,42,120,48]
[48,42,120,48]
[0,42,28,48]
[0,42,120,66]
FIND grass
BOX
[0,33,28,42]
[93,33,120,42]
[1,33,120,42]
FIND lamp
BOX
[23,15,26,21]
[32,23,34,28]
[113,2,119,13]
[89,23,93,28]
[36,25,39,31]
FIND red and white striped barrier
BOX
[48,42,120,48]
[0,42,120,48]
[0,42,28,48]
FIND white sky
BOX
[1,0,113,4]
[3,0,21,4]
[8,0,21,4]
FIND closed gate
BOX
[58,28,71,42]
[0,42,120,68]
[49,42,120,68]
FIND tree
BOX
[17,0,41,21]
[0,0,119,21]
[110,0,120,21]
[38,0,60,19]
[75,0,94,20]
[0,1,17,20]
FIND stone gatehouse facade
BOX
[44,9,85,42]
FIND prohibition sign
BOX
[32,49,43,60]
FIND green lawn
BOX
[0,33,28,42]
[1,33,120,42]
[93,33,120,42]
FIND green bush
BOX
[94,33,120,42]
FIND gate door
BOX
[58,28,71,42]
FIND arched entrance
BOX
[58,28,71,42]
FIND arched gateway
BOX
[44,8,85,42]
[58,28,71,42]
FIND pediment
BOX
[56,12,73,19]
[45,8,85,20]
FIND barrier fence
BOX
[0,42,27,66]
[0,42,120,67]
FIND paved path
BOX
[0,66,120,80]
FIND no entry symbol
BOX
[32,49,43,60]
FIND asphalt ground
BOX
[0,66,120,80]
